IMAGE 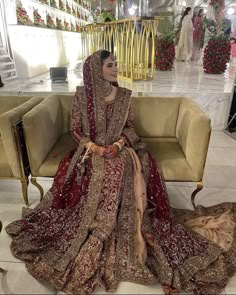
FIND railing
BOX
[80,17,161,81]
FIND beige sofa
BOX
[0,95,44,205]
[132,96,211,207]
[23,94,211,208]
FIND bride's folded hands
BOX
[102,145,119,158]
[90,144,106,156]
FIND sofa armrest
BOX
[0,96,44,179]
[23,95,63,175]
[176,98,211,181]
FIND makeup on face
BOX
[102,55,118,83]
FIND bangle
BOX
[113,142,122,151]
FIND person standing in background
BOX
[192,8,205,61]
[176,7,193,61]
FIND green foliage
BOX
[157,17,174,35]
[160,32,175,43]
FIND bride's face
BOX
[102,55,118,83]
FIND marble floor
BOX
[1,60,236,130]
[0,129,236,294]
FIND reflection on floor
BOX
[0,130,236,294]
[1,60,236,129]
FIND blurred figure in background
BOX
[192,8,205,61]
[176,7,193,61]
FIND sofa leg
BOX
[191,181,203,209]
[20,178,29,206]
[31,177,44,201]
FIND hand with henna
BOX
[102,145,119,158]
[90,144,106,157]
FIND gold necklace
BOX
[104,85,113,97]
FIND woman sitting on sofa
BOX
[6,50,236,295]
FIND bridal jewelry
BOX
[103,83,112,96]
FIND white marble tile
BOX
[209,131,236,148]
[0,262,56,294]
[190,187,236,207]
[166,185,193,209]
[225,275,236,294]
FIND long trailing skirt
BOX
[5,146,236,295]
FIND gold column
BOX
[81,17,161,81]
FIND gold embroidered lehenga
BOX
[6,51,236,294]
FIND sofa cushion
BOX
[143,137,193,181]
[38,133,76,177]
[0,139,13,177]
[132,97,181,137]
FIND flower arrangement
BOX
[50,0,58,9]
[203,17,217,35]
[46,14,56,28]
[209,0,225,14]
[56,17,64,29]
[64,20,70,31]
[66,1,71,14]
[16,6,32,25]
[155,33,175,71]
[76,23,80,32]
[39,0,49,4]
[33,9,46,26]
[72,6,76,17]
[71,22,75,32]
[59,0,65,11]
[203,34,231,74]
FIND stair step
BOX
[1,69,17,73]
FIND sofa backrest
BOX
[23,95,63,174]
[0,96,30,116]
[132,96,182,137]
[58,94,74,133]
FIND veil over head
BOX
[82,50,118,145]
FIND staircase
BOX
[0,0,17,81]
[0,47,17,81]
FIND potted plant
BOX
[202,0,231,74]
[155,17,175,71]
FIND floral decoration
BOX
[72,6,77,17]
[59,0,65,11]
[209,0,225,14]
[66,1,71,14]
[33,9,46,26]
[50,0,58,9]
[203,34,231,74]
[76,22,80,32]
[16,6,32,25]
[56,17,64,29]
[71,22,75,31]
[46,14,56,28]
[64,20,70,30]
[155,34,175,71]
[39,0,49,4]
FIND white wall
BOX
[8,25,83,78]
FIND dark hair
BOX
[198,8,204,17]
[181,7,191,22]
[101,50,111,64]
